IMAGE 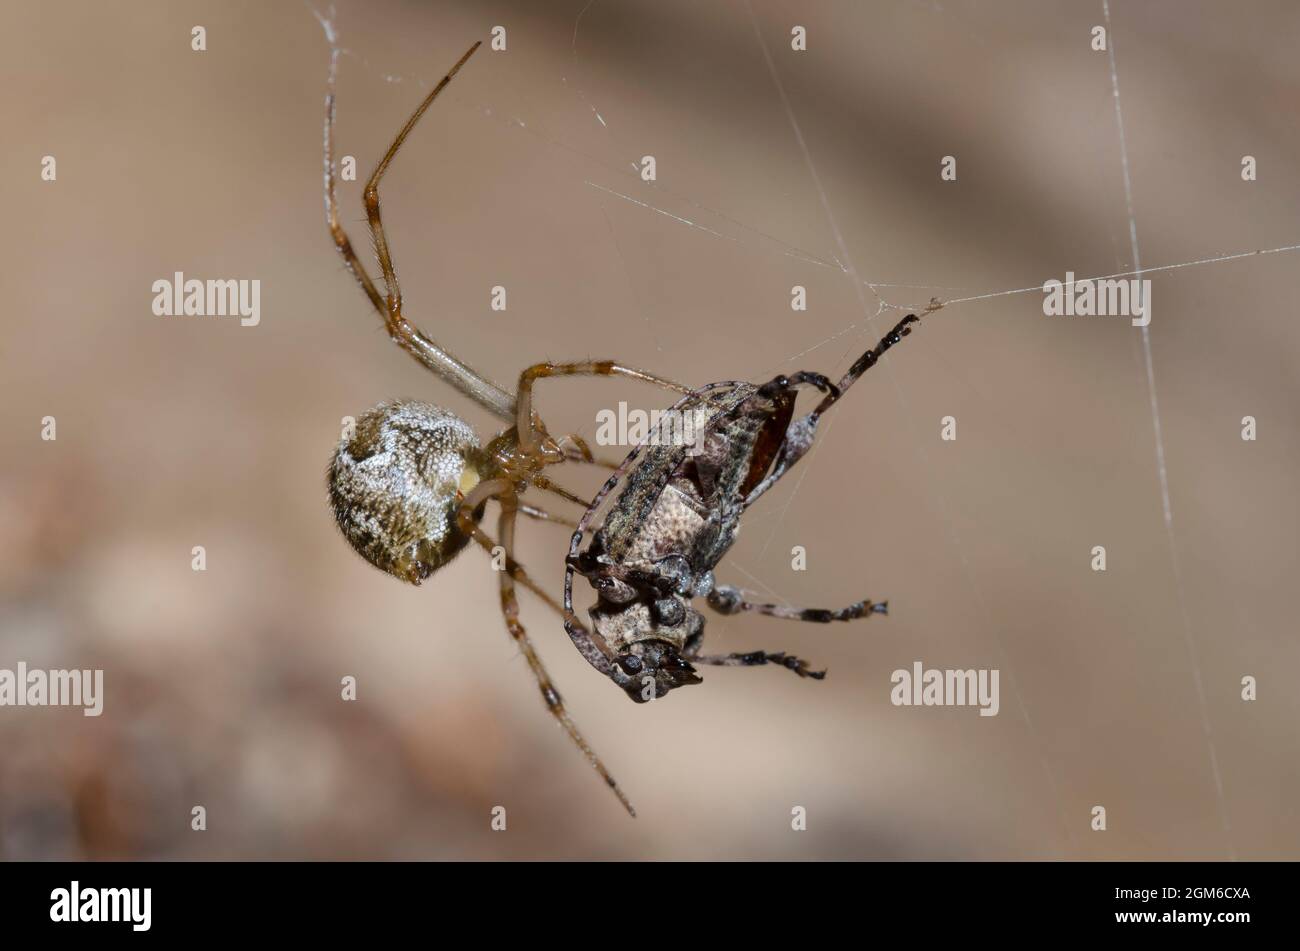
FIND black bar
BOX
[0,860,1282,939]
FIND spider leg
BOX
[324,40,516,421]
[324,87,384,315]
[744,314,920,508]
[457,503,588,633]
[461,522,616,680]
[553,433,622,470]
[554,433,594,463]
[533,474,599,509]
[706,584,887,623]
[515,361,693,455]
[570,453,624,471]
[456,480,635,817]
[518,502,577,527]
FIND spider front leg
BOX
[455,479,636,817]
[325,40,516,421]
[515,361,693,457]
[518,502,578,527]
[553,433,623,471]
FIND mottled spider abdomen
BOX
[328,400,488,585]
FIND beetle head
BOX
[614,640,702,702]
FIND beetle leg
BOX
[566,555,678,600]
[707,585,887,623]
[681,614,825,678]
[812,313,920,416]
[756,369,837,400]
[684,648,826,680]
[744,313,921,509]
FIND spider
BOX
[323,41,923,817]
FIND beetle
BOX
[563,314,922,703]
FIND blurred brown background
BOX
[2,0,1297,860]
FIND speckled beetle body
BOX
[564,315,922,703]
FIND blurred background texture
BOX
[1,0,1297,859]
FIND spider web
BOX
[1099,0,1232,859]
[309,0,1293,857]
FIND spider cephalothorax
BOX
[321,36,924,817]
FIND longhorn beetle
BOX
[563,315,921,703]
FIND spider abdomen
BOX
[328,399,488,585]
